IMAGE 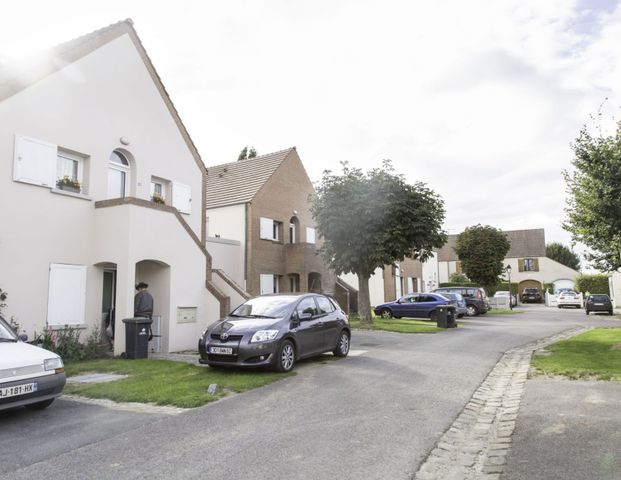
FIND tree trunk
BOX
[357,272,373,326]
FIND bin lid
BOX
[122,317,153,324]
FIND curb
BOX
[413,327,592,480]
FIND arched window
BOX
[108,151,130,199]
[289,216,299,244]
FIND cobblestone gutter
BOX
[414,327,591,480]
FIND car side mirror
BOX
[18,333,28,342]
[298,312,313,321]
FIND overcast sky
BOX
[2,0,620,253]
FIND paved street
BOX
[1,306,619,480]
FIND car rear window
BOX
[590,295,609,301]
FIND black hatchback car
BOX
[199,294,350,372]
[585,294,614,315]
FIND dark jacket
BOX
[134,290,154,317]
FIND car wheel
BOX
[466,305,478,316]
[457,314,464,319]
[274,340,296,373]
[380,308,393,319]
[333,330,350,357]
[25,399,55,410]
[609,310,614,316]
[585,310,590,315]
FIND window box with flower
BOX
[151,193,165,205]
[56,176,81,193]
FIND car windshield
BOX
[0,316,18,341]
[524,289,539,293]
[230,296,298,318]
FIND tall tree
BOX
[454,225,510,289]
[237,146,258,161]
[563,121,621,271]
[545,242,581,271]
[311,161,446,325]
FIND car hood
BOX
[0,342,61,369]
[210,317,282,334]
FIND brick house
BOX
[437,229,580,293]
[0,20,232,354]
[206,148,354,308]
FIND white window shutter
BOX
[260,274,274,295]
[306,227,316,244]
[47,264,87,326]
[172,182,191,214]
[14,135,57,187]
[260,217,274,240]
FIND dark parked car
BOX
[520,288,542,303]
[374,293,456,319]
[0,315,66,411]
[199,294,350,372]
[433,287,489,316]
[585,294,613,315]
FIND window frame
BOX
[107,151,130,199]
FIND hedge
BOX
[575,274,610,295]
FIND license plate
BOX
[0,382,37,399]
[594,303,603,306]
[209,346,233,355]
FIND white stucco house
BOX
[609,272,621,310]
[437,229,580,294]
[0,20,233,354]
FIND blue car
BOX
[374,293,456,319]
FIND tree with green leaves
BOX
[311,161,446,325]
[237,146,258,161]
[545,242,581,271]
[454,225,510,289]
[563,121,621,271]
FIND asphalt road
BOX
[1,306,618,480]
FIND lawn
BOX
[64,359,292,408]
[349,315,445,333]
[487,308,524,315]
[532,328,621,380]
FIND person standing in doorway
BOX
[134,282,154,341]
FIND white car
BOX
[557,290,582,309]
[494,290,517,307]
[0,315,66,411]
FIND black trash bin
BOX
[122,317,153,359]
[446,307,457,328]
[433,306,448,328]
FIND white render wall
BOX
[421,253,439,291]
[340,268,385,307]
[207,236,244,287]
[0,33,218,351]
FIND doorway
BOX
[102,269,116,341]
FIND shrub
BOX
[31,325,110,362]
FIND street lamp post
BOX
[506,264,513,310]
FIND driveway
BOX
[1,307,617,480]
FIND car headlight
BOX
[44,357,64,371]
[250,330,279,343]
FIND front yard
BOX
[64,359,292,408]
[349,315,445,333]
[532,328,621,380]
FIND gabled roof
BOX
[0,19,205,173]
[206,148,296,209]
[438,228,547,262]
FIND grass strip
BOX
[532,328,621,380]
[64,359,291,408]
[487,308,524,315]
[349,315,444,333]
